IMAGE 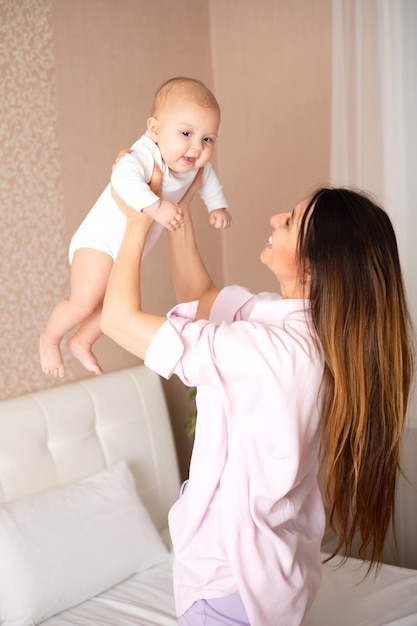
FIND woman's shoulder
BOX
[210,285,308,325]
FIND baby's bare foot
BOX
[40,333,66,378]
[66,334,103,376]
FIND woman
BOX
[101,167,414,626]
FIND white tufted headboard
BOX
[0,365,181,533]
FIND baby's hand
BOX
[209,209,233,229]
[143,199,184,231]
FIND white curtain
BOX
[331,0,417,569]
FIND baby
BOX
[40,77,231,377]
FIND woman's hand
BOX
[112,149,132,171]
[110,186,145,221]
[111,149,200,214]
[110,158,162,226]
[149,161,162,196]
[112,150,163,196]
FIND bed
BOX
[0,365,416,625]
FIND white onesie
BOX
[69,133,228,262]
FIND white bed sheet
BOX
[42,555,177,626]
[305,553,417,626]
[41,550,417,626]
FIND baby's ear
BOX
[147,117,159,142]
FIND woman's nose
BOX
[270,212,287,227]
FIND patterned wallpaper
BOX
[0,0,75,399]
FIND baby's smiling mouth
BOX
[182,157,196,166]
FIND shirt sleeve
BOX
[110,143,160,212]
[199,163,229,212]
[210,285,256,323]
[144,287,256,383]
[144,301,197,380]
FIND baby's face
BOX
[150,99,220,173]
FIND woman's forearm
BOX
[166,195,220,318]
[101,213,165,360]
[167,210,212,301]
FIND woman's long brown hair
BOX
[298,188,414,569]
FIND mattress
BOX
[305,553,417,626]
[42,549,417,626]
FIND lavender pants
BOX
[178,591,250,626]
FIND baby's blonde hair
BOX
[151,77,220,117]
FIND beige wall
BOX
[210,0,332,291]
[0,0,331,478]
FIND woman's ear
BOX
[147,117,159,143]
[300,262,311,286]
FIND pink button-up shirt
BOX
[145,286,325,625]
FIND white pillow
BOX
[0,461,169,626]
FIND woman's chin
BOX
[259,248,269,265]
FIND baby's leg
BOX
[66,307,103,376]
[40,249,113,377]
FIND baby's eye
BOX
[285,217,290,227]
[182,131,191,137]
[203,137,213,143]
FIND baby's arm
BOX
[142,198,184,231]
[198,164,231,230]
[209,208,233,229]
